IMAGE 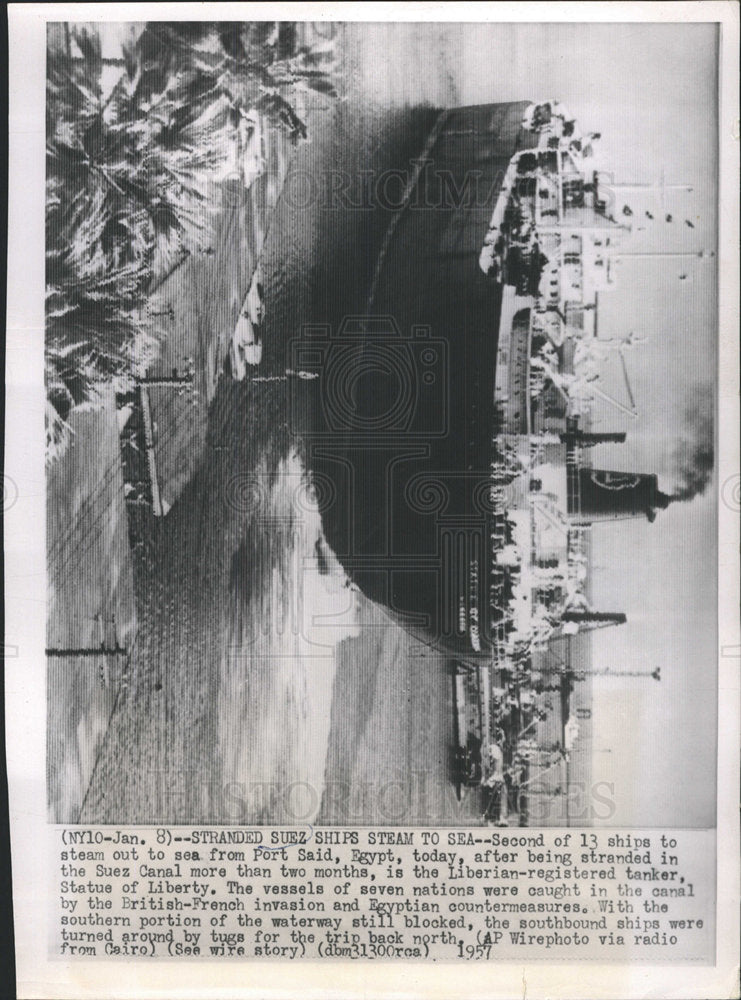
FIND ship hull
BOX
[311,102,537,655]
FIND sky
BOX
[455,21,719,826]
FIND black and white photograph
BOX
[40,18,721,829]
[5,4,740,994]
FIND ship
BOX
[308,99,672,671]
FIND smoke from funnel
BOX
[670,392,714,502]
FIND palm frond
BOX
[46,19,338,458]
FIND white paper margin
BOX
[5,3,739,998]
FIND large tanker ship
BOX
[308,100,671,666]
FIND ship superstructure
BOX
[308,100,680,823]
[451,102,676,821]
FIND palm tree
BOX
[45,21,336,459]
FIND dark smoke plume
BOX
[670,392,714,502]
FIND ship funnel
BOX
[568,468,671,522]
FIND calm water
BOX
[82,26,475,824]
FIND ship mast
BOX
[613,249,713,261]
[583,665,661,680]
